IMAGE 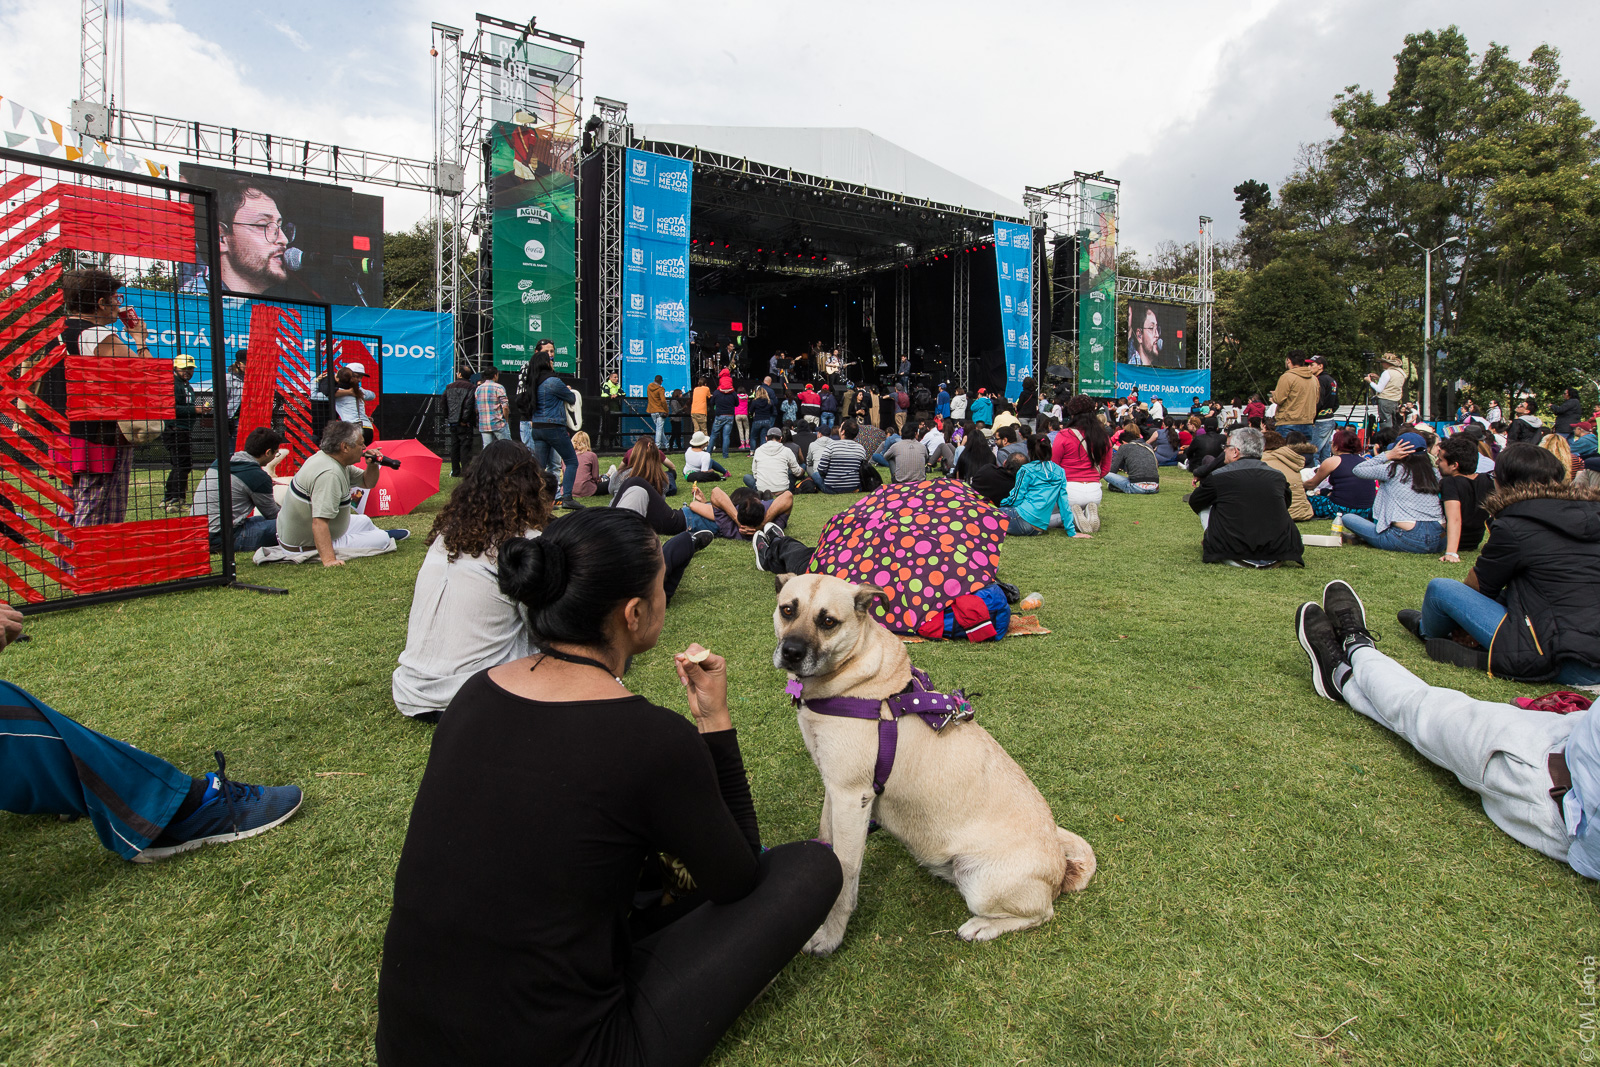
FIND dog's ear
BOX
[853,583,891,616]
[774,572,798,595]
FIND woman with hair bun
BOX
[378,508,843,1067]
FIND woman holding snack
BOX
[377,507,842,1067]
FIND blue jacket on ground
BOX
[1001,461,1076,533]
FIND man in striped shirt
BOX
[812,419,867,494]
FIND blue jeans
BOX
[1420,578,1600,686]
[1104,473,1158,494]
[681,507,719,535]
[652,413,666,448]
[1340,514,1443,554]
[711,415,736,458]
[1000,506,1045,535]
[809,471,852,494]
[528,424,578,501]
[1275,422,1313,444]
[749,419,773,448]
[1311,419,1337,464]
[518,421,533,449]
[820,413,835,431]
[225,515,279,552]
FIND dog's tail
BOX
[1056,827,1096,894]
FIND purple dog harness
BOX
[788,666,976,795]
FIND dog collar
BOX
[792,666,976,795]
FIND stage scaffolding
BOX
[952,252,971,387]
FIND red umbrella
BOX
[361,439,443,517]
[806,479,1008,634]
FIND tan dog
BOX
[773,572,1095,953]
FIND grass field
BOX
[1,455,1595,1066]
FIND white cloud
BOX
[270,20,312,54]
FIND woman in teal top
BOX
[1000,436,1094,538]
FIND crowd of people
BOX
[10,298,1600,1065]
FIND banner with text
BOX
[1075,180,1119,397]
[491,121,577,373]
[621,149,693,397]
[993,219,1033,400]
[1115,364,1212,410]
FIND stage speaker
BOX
[1050,234,1077,338]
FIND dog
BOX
[772,572,1095,953]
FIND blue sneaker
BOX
[388,528,410,542]
[135,752,303,864]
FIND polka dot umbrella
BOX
[806,478,1010,634]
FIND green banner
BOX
[1075,182,1118,397]
[490,121,576,373]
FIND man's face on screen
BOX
[219,191,289,293]
[1136,311,1161,361]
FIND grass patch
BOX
[2,459,1595,1065]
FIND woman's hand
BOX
[675,644,731,733]
[1439,552,1461,564]
[1385,440,1415,462]
[1071,532,1093,539]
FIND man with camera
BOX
[275,421,407,567]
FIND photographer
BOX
[276,420,407,567]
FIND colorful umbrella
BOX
[807,479,1009,633]
[360,439,443,517]
[854,423,888,463]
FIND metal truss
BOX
[894,268,909,367]
[832,292,846,353]
[594,98,629,384]
[1115,276,1206,303]
[1196,215,1214,371]
[433,23,467,363]
[952,251,970,387]
[78,0,107,106]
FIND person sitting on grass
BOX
[1294,580,1598,882]
[1000,435,1090,538]
[1337,431,1443,555]
[1303,427,1377,520]
[882,428,929,485]
[191,425,287,553]
[1394,443,1600,682]
[610,436,681,496]
[377,508,843,1066]
[1105,427,1160,494]
[392,440,554,723]
[683,431,729,483]
[1541,432,1582,482]
[813,419,867,494]
[993,423,1028,462]
[745,425,805,495]
[568,431,602,499]
[1150,421,1185,466]
[1187,426,1303,568]
[275,420,408,566]
[1260,429,1316,522]
[0,603,301,862]
[1434,433,1494,565]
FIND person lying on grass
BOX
[683,483,793,540]
[377,508,842,1066]
[1295,580,1597,882]
[0,603,301,862]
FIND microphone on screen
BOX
[283,248,372,273]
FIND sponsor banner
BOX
[993,219,1034,400]
[621,149,693,396]
[1075,181,1118,397]
[1115,364,1211,409]
[490,121,577,373]
[118,288,452,395]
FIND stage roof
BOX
[635,125,1026,220]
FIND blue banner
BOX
[622,149,693,398]
[993,220,1033,400]
[119,288,452,396]
[1115,364,1212,410]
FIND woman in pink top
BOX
[1051,395,1115,532]
[734,390,751,450]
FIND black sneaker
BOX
[1322,580,1372,650]
[135,752,302,863]
[1397,609,1424,641]
[1296,602,1349,703]
[690,528,715,551]
[1425,637,1488,672]
[751,521,784,572]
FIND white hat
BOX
[689,431,710,447]
[345,362,369,376]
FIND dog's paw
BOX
[802,928,845,956]
[957,914,1040,942]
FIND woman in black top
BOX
[378,509,841,1067]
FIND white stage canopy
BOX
[635,125,1026,220]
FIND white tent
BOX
[635,125,1026,221]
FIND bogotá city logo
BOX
[657,169,688,192]
[524,239,546,261]
[629,339,645,356]
[632,205,645,224]
[654,300,686,323]
[657,342,688,364]
[655,215,687,238]
[630,294,645,311]
[654,256,686,279]
[631,159,647,179]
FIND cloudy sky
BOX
[2,0,1595,257]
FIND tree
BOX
[1226,255,1361,402]
[381,219,478,312]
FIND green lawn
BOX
[1,457,1594,1066]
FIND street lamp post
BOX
[1398,233,1460,422]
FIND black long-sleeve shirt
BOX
[378,671,759,1066]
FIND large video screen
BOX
[178,162,384,307]
[1125,299,1187,368]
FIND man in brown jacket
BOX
[1270,349,1320,439]
[647,374,668,448]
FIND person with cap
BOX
[969,389,994,429]
[1365,354,1405,431]
[162,352,209,511]
[746,425,805,494]
[1337,431,1445,554]
[331,361,377,445]
[1308,353,1341,464]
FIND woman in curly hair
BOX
[391,440,554,721]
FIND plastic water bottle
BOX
[1330,515,1344,536]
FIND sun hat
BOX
[689,431,710,447]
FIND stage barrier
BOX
[0,147,240,613]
